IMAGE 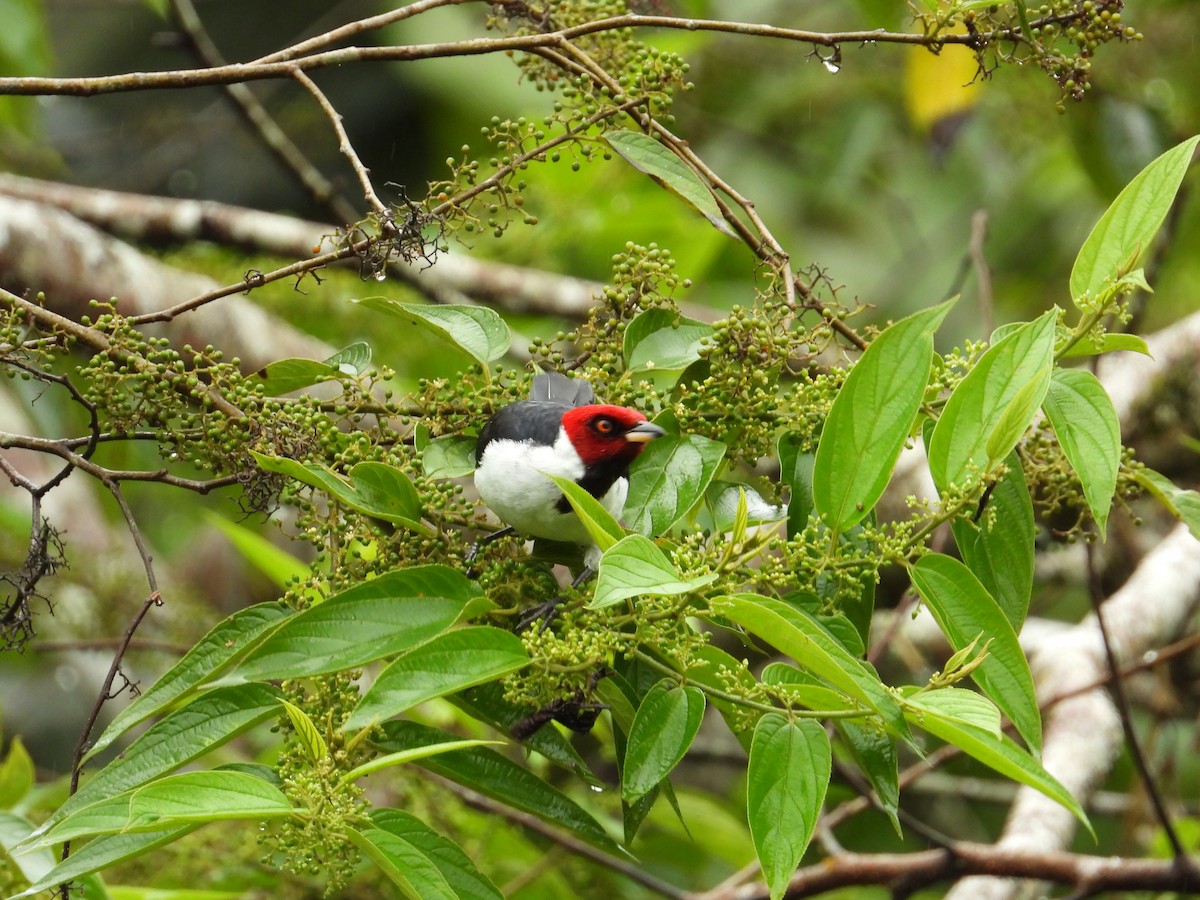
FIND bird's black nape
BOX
[529,370,594,407]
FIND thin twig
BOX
[1083,539,1185,858]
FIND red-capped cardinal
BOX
[471,371,665,627]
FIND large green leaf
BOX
[28,771,294,849]
[747,715,831,900]
[909,554,1041,752]
[547,473,625,551]
[623,307,715,373]
[1070,135,1200,306]
[621,680,706,802]
[346,627,528,730]
[345,825,455,900]
[13,827,199,898]
[950,454,1035,629]
[251,453,428,533]
[357,297,511,366]
[37,685,280,834]
[814,298,954,533]
[369,809,504,900]
[374,722,620,853]
[1042,368,1122,539]
[87,602,292,761]
[1132,468,1200,541]
[927,310,1056,492]
[421,434,478,479]
[236,566,478,681]
[605,130,737,238]
[712,594,909,740]
[623,432,727,536]
[591,534,717,609]
[0,812,55,889]
[902,689,1091,834]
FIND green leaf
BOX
[0,736,33,808]
[1059,332,1151,358]
[747,715,831,900]
[951,454,1035,630]
[0,812,55,888]
[279,699,328,762]
[1131,468,1200,540]
[251,452,429,533]
[1070,135,1200,306]
[357,297,511,366]
[777,434,815,540]
[905,687,1002,736]
[86,603,291,761]
[421,434,478,479]
[909,554,1041,752]
[343,740,504,783]
[30,772,294,849]
[623,308,715,373]
[345,825,455,900]
[346,627,528,730]
[623,433,727,536]
[13,827,198,897]
[325,340,372,375]
[374,721,621,853]
[712,594,910,740]
[591,534,718,609]
[814,298,954,533]
[902,689,1091,835]
[834,718,900,835]
[1042,368,1122,539]
[370,809,504,900]
[622,680,706,802]
[39,684,281,833]
[928,310,1057,492]
[236,565,477,681]
[205,512,310,589]
[546,473,625,551]
[246,358,340,396]
[605,130,738,238]
[705,482,787,533]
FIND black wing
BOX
[529,371,594,407]
[475,400,570,462]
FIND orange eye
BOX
[595,418,615,434]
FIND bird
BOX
[471,371,665,627]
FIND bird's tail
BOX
[530,370,594,407]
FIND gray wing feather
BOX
[530,371,594,407]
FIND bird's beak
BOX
[624,421,667,444]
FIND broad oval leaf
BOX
[346,627,529,730]
[12,827,198,898]
[251,452,429,533]
[591,534,717,610]
[370,809,504,900]
[87,603,291,762]
[950,453,1035,629]
[421,434,478,479]
[814,298,954,533]
[236,565,479,681]
[547,473,625,550]
[1070,134,1200,306]
[909,553,1041,752]
[38,684,281,833]
[247,357,340,396]
[1042,368,1121,539]
[374,721,620,853]
[712,594,910,741]
[345,825,456,900]
[927,310,1057,492]
[747,715,831,900]
[623,432,727,536]
[902,689,1091,835]
[605,130,737,238]
[623,307,715,373]
[357,297,511,366]
[622,680,706,802]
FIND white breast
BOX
[474,430,628,546]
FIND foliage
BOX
[1,2,1199,899]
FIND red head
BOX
[561,405,666,466]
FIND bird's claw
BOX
[515,597,565,633]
